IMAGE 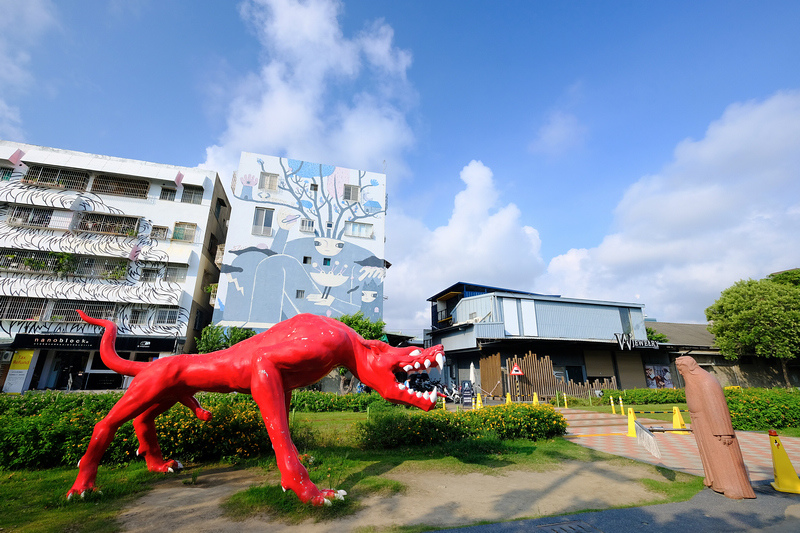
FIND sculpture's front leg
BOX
[250,355,345,506]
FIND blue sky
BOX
[3,0,800,336]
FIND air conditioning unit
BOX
[1,351,14,363]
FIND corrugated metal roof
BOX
[646,322,715,347]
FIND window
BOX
[207,234,219,256]
[130,308,147,325]
[310,183,318,192]
[343,184,360,202]
[8,206,75,230]
[259,172,279,191]
[1,168,12,181]
[140,268,160,283]
[180,185,203,205]
[214,198,225,220]
[22,165,89,191]
[296,290,305,299]
[172,222,197,242]
[90,175,149,199]
[151,226,169,239]
[50,300,116,322]
[323,258,331,266]
[165,264,188,283]
[303,256,312,264]
[77,213,139,236]
[0,297,47,321]
[155,307,179,325]
[344,220,373,238]
[252,207,274,236]
[194,310,205,331]
[160,188,176,201]
[300,219,314,233]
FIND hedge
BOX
[355,404,568,449]
[289,390,392,412]
[600,387,800,431]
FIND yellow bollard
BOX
[611,396,616,415]
[627,408,637,438]
[619,396,625,416]
[564,395,569,408]
[475,393,483,410]
[769,430,800,494]
[672,406,690,434]
[533,392,539,406]
[506,393,512,404]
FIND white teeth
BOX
[407,388,415,395]
[403,365,413,372]
[398,383,406,390]
[431,388,438,402]
[436,353,444,369]
[416,391,423,398]
[410,349,421,356]
[424,359,431,368]
[423,391,430,400]
[414,362,421,369]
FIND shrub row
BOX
[600,387,800,431]
[0,392,310,470]
[355,403,568,449]
[725,387,800,431]
[600,388,687,405]
[290,390,392,412]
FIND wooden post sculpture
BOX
[676,356,756,499]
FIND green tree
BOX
[706,278,800,387]
[646,327,669,343]
[195,324,257,354]
[334,312,386,393]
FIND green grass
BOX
[0,462,164,533]
[0,408,710,531]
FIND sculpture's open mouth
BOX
[391,348,446,406]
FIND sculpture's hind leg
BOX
[133,400,184,473]
[67,391,155,498]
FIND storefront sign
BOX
[2,349,35,394]
[24,335,101,349]
[614,333,659,350]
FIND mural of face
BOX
[314,237,345,256]
[362,290,377,303]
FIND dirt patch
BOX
[118,460,675,532]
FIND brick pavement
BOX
[558,408,800,482]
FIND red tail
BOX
[77,310,147,377]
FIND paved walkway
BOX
[558,408,800,482]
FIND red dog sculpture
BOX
[68,311,445,506]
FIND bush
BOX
[355,404,567,450]
[600,388,686,405]
[725,387,800,431]
[0,391,315,470]
[290,390,392,412]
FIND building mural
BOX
[214,154,387,330]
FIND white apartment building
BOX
[0,141,229,393]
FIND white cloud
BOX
[529,110,588,156]
[0,0,58,139]
[203,0,415,177]
[539,90,800,323]
[384,160,545,335]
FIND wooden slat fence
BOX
[480,351,617,401]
